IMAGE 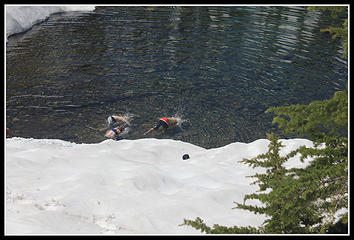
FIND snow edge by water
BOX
[5,5,96,40]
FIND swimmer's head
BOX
[107,116,116,126]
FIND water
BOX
[6,6,348,149]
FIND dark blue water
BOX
[6,6,348,148]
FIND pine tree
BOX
[234,133,324,234]
[266,90,348,233]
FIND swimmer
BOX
[104,125,125,139]
[104,115,131,140]
[143,117,179,135]
[6,128,15,137]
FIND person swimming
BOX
[6,127,15,137]
[143,117,179,135]
[104,115,131,140]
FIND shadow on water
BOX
[6,6,347,149]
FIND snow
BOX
[5,5,96,40]
[5,5,316,235]
[5,137,314,235]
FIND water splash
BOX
[171,110,190,131]
[107,112,135,127]
[121,112,135,126]
[119,126,131,137]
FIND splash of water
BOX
[107,112,135,127]
[119,126,131,137]
[121,112,135,126]
[171,111,190,131]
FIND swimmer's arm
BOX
[144,120,162,135]
[104,130,112,139]
[143,128,154,135]
[112,116,131,125]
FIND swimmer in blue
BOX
[104,115,131,140]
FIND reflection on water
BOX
[6,6,347,148]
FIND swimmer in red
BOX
[143,117,179,135]
[6,128,15,137]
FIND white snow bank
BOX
[5,137,313,235]
[5,5,96,40]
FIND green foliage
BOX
[266,90,348,143]
[235,133,324,234]
[307,6,347,18]
[180,217,261,234]
[321,19,348,57]
[266,90,348,233]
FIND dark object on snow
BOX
[182,154,190,160]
